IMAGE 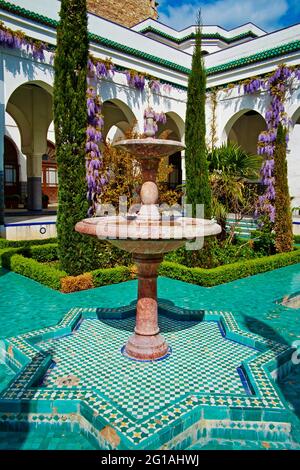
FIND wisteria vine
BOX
[243,65,300,223]
[85,86,107,217]
[0,21,47,60]
[144,107,167,135]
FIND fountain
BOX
[75,113,221,361]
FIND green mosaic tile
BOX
[0,304,295,449]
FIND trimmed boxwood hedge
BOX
[2,252,67,290]
[159,249,300,287]
[0,238,57,248]
[1,240,300,291]
[0,247,132,291]
[92,266,132,287]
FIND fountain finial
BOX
[144,107,157,138]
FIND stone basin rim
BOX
[112,138,185,157]
[75,216,221,243]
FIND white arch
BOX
[222,108,266,142]
[165,111,185,140]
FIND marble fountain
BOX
[0,114,297,450]
[75,115,221,361]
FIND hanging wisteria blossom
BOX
[243,64,300,223]
[0,22,46,61]
[87,55,115,80]
[85,86,107,217]
[125,70,146,90]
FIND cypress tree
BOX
[185,14,212,218]
[54,0,96,275]
[274,123,293,252]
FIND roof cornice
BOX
[140,26,258,45]
[1,0,300,80]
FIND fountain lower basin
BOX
[75,215,220,254]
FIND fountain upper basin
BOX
[112,138,185,158]
[75,216,221,254]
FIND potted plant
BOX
[42,193,49,209]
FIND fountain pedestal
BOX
[125,254,169,360]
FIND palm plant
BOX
[207,142,262,238]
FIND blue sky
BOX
[158,0,300,31]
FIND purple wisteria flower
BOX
[243,65,300,223]
[0,23,47,62]
[85,86,108,216]
[125,70,146,90]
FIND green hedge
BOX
[0,244,58,264]
[159,249,300,287]
[294,235,300,244]
[0,238,57,248]
[0,247,131,291]
[92,266,132,287]
[24,244,58,262]
[2,252,66,290]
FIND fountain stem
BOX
[124,254,169,360]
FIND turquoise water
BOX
[0,264,300,449]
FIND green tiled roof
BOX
[140,26,258,45]
[1,0,300,80]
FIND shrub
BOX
[25,244,58,262]
[0,243,58,264]
[160,249,300,287]
[0,238,57,249]
[2,253,66,290]
[251,225,276,255]
[92,266,132,287]
[164,238,263,268]
[61,273,94,293]
[274,124,293,252]
[294,234,300,245]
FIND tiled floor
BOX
[38,318,256,419]
[0,306,294,449]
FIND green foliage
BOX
[0,244,131,290]
[160,249,300,287]
[96,241,132,268]
[54,0,96,275]
[164,238,262,268]
[0,243,58,264]
[1,252,66,290]
[185,16,211,218]
[294,235,300,244]
[251,223,276,255]
[0,238,57,248]
[91,266,132,287]
[26,244,59,262]
[274,124,293,252]
[207,143,261,236]
[208,142,262,179]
